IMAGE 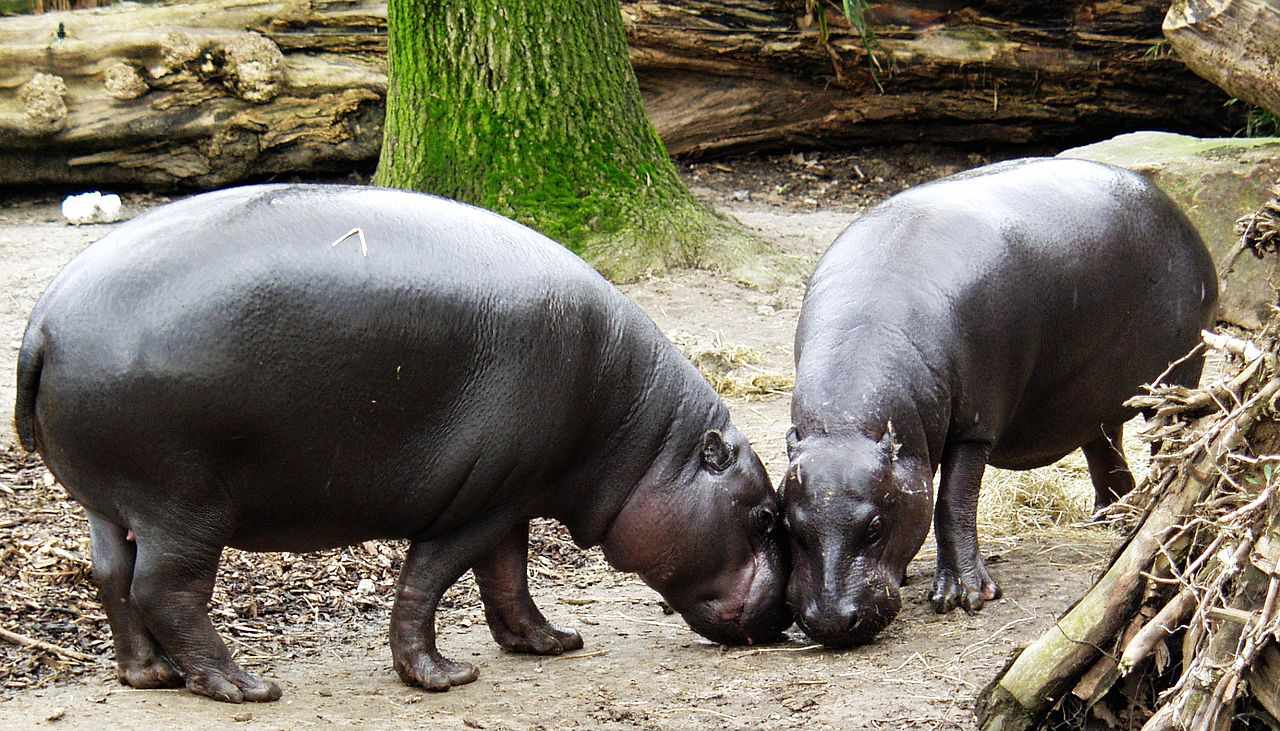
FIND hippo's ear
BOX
[878,420,901,463]
[701,429,736,472]
[785,426,799,459]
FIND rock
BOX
[1061,131,1280,329]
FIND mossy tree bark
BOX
[374,0,744,281]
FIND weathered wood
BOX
[627,0,1239,155]
[1248,645,1280,723]
[974,444,1215,731]
[0,0,1243,188]
[1164,0,1280,119]
[0,0,388,187]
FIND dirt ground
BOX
[0,147,1130,730]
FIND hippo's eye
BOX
[750,505,778,536]
[865,515,883,544]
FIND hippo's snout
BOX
[791,578,901,648]
[681,543,792,646]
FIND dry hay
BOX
[977,321,1280,730]
[0,448,613,694]
[671,330,794,400]
[977,462,1095,538]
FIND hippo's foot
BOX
[490,617,584,655]
[117,654,183,689]
[394,649,479,692]
[184,665,283,704]
[929,560,1001,614]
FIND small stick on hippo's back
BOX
[329,226,368,256]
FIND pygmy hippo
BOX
[783,158,1217,647]
[15,185,790,702]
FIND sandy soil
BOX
[0,150,1128,730]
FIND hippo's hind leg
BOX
[474,521,583,655]
[86,512,182,689]
[930,441,1002,614]
[1082,422,1135,511]
[130,521,282,703]
[391,517,515,691]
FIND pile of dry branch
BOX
[977,201,1280,728]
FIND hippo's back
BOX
[37,184,609,320]
[798,158,1217,464]
[19,185,638,548]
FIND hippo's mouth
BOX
[701,541,788,645]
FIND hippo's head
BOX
[600,426,791,645]
[782,425,933,647]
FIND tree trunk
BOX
[1164,0,1280,119]
[375,0,743,280]
[0,0,1243,190]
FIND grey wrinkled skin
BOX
[784,158,1218,648]
[14,185,791,703]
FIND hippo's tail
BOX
[14,325,44,453]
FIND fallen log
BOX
[627,1,1241,156]
[0,0,1243,188]
[0,0,388,187]
[1164,0,1280,120]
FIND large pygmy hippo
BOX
[784,158,1218,647]
[15,185,790,702]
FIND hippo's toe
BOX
[118,655,183,689]
[185,667,282,703]
[929,562,1001,615]
[491,621,584,655]
[396,652,479,692]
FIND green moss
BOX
[376,0,755,281]
[941,25,1004,50]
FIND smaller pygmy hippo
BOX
[15,185,791,702]
[783,158,1218,647]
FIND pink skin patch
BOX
[126,530,136,541]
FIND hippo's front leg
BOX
[930,441,1002,614]
[474,521,584,655]
[390,517,516,691]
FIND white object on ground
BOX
[61,191,124,225]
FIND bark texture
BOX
[375,0,729,280]
[1164,0,1280,118]
[0,0,387,187]
[627,0,1241,155]
[0,0,1244,190]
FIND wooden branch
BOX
[1119,586,1197,675]
[1164,0,1280,119]
[0,625,98,663]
